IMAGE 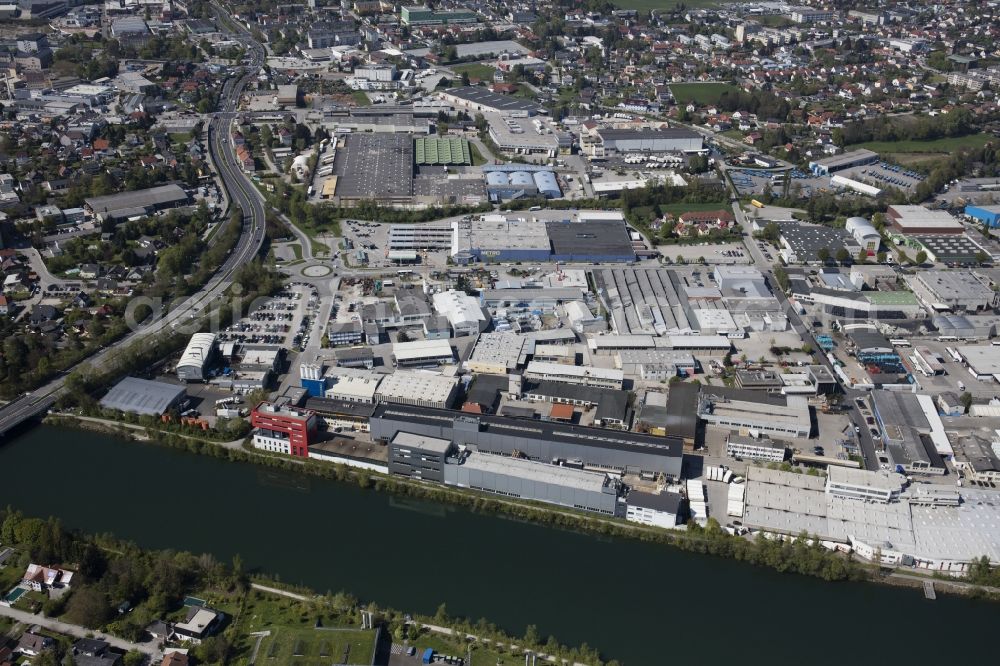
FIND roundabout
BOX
[302,264,332,278]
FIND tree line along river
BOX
[0,425,997,665]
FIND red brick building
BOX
[250,402,318,457]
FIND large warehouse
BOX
[595,127,704,153]
[438,86,543,116]
[886,205,965,235]
[371,403,685,478]
[85,183,189,222]
[546,219,636,262]
[451,215,553,262]
[807,149,879,176]
[485,167,561,200]
[100,376,187,416]
[331,133,413,204]
[177,333,217,382]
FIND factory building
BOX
[388,431,452,481]
[886,205,965,235]
[85,183,189,223]
[808,149,878,176]
[625,491,682,528]
[388,224,453,251]
[392,339,455,367]
[250,402,318,457]
[524,361,624,390]
[908,270,999,312]
[432,290,489,336]
[545,219,636,263]
[445,449,623,515]
[451,215,552,263]
[438,86,543,116]
[481,287,585,313]
[484,169,561,200]
[177,333,217,382]
[466,332,527,375]
[965,204,1000,228]
[845,217,880,253]
[725,434,787,463]
[99,376,187,417]
[699,388,811,439]
[743,466,1000,573]
[371,403,684,478]
[870,391,950,475]
[374,370,459,409]
[593,128,703,153]
[324,375,381,404]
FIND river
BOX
[0,425,996,665]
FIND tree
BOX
[64,586,112,628]
[856,249,868,264]
[915,250,928,265]
[876,251,887,263]
[817,247,830,264]
[976,250,989,265]
[960,391,973,414]
[835,248,850,264]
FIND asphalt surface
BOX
[0,603,160,656]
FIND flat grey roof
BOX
[374,403,684,458]
[628,490,682,513]
[99,376,185,416]
[545,220,635,258]
[778,221,854,261]
[85,184,188,214]
[810,149,878,168]
[456,451,611,492]
[391,430,453,454]
[597,127,702,141]
[333,133,413,200]
[444,85,543,113]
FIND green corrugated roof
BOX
[864,291,918,305]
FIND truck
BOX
[422,648,435,664]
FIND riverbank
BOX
[0,504,613,666]
[4,423,999,666]
[40,414,1000,602]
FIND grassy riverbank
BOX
[0,504,618,665]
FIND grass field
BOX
[468,141,487,166]
[850,133,995,154]
[257,626,376,666]
[351,90,371,107]
[669,82,739,106]
[450,62,496,82]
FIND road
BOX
[0,604,160,657]
[729,199,879,470]
[0,3,268,437]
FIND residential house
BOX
[161,652,189,666]
[145,620,174,643]
[21,563,74,591]
[16,632,54,657]
[173,606,222,644]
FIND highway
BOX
[0,5,268,436]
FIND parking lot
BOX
[839,160,925,193]
[217,283,317,350]
[728,168,784,196]
[660,241,752,265]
